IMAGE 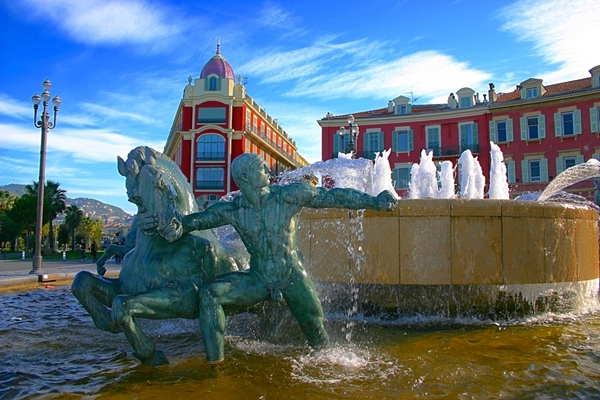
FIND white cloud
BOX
[500,0,600,83]
[0,123,164,163]
[20,0,182,47]
[0,94,32,120]
[82,103,157,124]
[290,50,491,102]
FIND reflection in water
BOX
[1,286,600,399]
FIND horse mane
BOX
[125,146,198,216]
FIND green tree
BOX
[25,180,67,251]
[57,224,70,251]
[8,194,37,252]
[0,190,17,212]
[64,204,83,250]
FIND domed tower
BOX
[200,40,235,91]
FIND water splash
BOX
[538,159,600,202]
[489,142,510,199]
[458,150,485,198]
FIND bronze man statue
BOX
[143,153,397,364]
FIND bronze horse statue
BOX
[72,146,247,366]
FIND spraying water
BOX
[538,159,600,202]
[488,141,510,199]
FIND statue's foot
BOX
[134,350,169,366]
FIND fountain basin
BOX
[298,199,599,318]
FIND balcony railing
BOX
[425,144,479,157]
[195,181,224,190]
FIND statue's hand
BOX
[375,190,397,211]
[140,208,183,243]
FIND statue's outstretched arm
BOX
[182,204,230,233]
[306,186,397,211]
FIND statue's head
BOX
[231,153,266,186]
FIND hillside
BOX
[0,184,134,226]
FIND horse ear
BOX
[117,156,128,177]
[145,147,157,166]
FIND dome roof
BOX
[200,42,235,80]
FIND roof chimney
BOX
[387,100,394,113]
[488,83,497,103]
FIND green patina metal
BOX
[73,148,397,366]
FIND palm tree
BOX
[64,204,83,251]
[25,180,67,251]
[0,190,17,212]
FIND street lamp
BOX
[30,79,61,274]
[338,114,359,157]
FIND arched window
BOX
[196,167,224,190]
[197,134,225,161]
[209,76,218,90]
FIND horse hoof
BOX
[135,350,169,366]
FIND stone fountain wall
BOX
[297,199,599,318]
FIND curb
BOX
[0,270,120,293]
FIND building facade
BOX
[318,65,600,199]
[164,43,309,207]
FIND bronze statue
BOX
[71,147,245,366]
[143,153,398,364]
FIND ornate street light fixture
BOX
[338,114,359,157]
[30,79,61,274]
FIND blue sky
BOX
[1,0,598,215]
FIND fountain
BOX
[1,144,599,398]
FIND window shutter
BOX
[217,78,222,91]
[554,112,562,137]
[521,160,529,183]
[392,131,398,152]
[363,132,369,153]
[591,108,599,133]
[407,104,412,114]
[204,79,209,91]
[393,169,400,189]
[576,155,584,165]
[333,134,340,155]
[520,117,527,140]
[472,123,479,145]
[489,121,497,143]
[460,124,467,144]
[539,115,546,139]
[408,130,414,151]
[507,119,514,142]
[574,110,582,134]
[593,153,600,161]
[378,131,384,152]
[556,157,564,175]
[520,89,527,100]
[541,158,548,182]
[507,161,516,184]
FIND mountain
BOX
[0,184,134,227]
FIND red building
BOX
[318,65,600,199]
[164,43,309,207]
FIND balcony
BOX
[425,144,479,158]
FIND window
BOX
[520,115,546,141]
[459,123,479,153]
[490,119,514,143]
[252,116,258,133]
[556,155,584,175]
[459,96,473,108]
[334,131,351,156]
[393,129,414,152]
[204,75,221,91]
[196,134,225,161]
[554,110,581,137]
[196,167,224,190]
[363,131,383,159]
[197,107,226,123]
[591,107,600,133]
[426,126,441,156]
[393,166,411,189]
[246,112,251,131]
[526,87,538,98]
[396,104,411,115]
[521,158,548,183]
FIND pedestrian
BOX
[91,240,98,262]
[80,239,87,261]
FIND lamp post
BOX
[30,79,61,274]
[338,114,359,157]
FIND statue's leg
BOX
[283,273,329,348]
[111,285,198,366]
[198,271,269,363]
[71,271,122,333]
